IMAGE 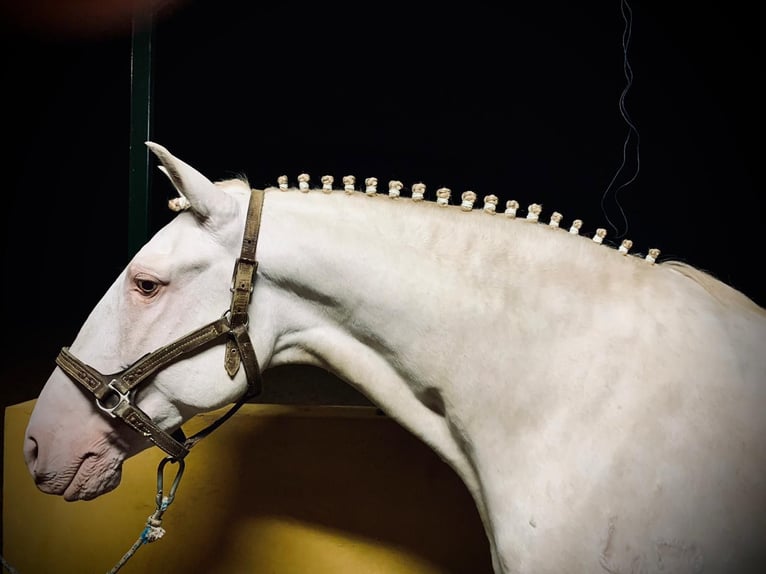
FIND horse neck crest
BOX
[169,173,663,265]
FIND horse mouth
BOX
[61,453,124,501]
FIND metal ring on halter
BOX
[96,380,130,418]
[221,308,249,327]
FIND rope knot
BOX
[141,524,166,543]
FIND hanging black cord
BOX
[600,0,640,239]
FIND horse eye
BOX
[136,279,159,295]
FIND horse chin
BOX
[61,452,125,502]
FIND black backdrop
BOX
[0,0,762,556]
[1,0,762,411]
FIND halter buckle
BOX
[96,379,130,418]
[229,257,256,294]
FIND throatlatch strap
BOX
[224,189,265,397]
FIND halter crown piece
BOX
[55,190,266,460]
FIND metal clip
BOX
[156,456,185,512]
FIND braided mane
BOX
[162,173,764,315]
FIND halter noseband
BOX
[55,189,266,460]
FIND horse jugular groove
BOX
[263,173,660,264]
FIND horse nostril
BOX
[24,436,39,473]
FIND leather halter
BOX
[55,190,266,460]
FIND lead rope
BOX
[1,458,184,574]
[0,555,19,574]
[107,456,185,574]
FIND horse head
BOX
[23,143,265,501]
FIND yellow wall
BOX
[4,400,492,573]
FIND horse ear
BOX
[145,141,236,221]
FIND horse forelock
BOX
[167,176,251,212]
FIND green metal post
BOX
[128,13,154,258]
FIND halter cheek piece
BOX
[55,190,266,460]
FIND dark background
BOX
[0,0,762,541]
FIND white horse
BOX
[23,142,766,574]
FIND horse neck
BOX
[252,188,609,392]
